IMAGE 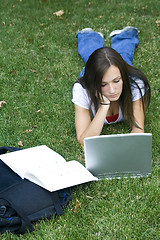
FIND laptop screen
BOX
[84,133,152,179]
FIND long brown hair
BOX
[77,47,151,128]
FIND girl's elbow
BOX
[77,136,84,146]
[131,126,144,133]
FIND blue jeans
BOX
[76,27,139,78]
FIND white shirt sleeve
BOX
[131,78,146,102]
[72,83,91,109]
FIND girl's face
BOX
[101,65,123,102]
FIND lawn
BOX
[0,0,159,239]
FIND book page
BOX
[0,145,97,191]
[24,160,98,191]
[0,145,66,179]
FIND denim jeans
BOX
[76,27,139,78]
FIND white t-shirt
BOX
[72,77,146,125]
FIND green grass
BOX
[0,0,159,239]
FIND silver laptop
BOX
[84,133,152,179]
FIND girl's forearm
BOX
[79,105,109,145]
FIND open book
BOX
[0,145,98,192]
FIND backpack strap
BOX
[51,191,64,215]
[0,198,34,234]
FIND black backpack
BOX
[0,147,71,234]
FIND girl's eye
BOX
[114,80,119,83]
[114,77,121,83]
[101,83,107,87]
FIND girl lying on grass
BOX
[72,27,151,146]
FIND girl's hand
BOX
[95,92,110,105]
[100,95,110,105]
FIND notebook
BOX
[84,133,152,179]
